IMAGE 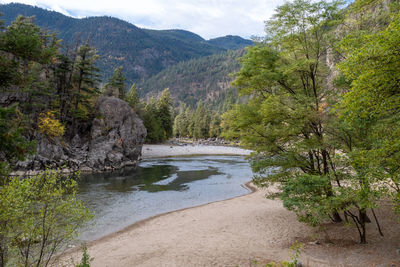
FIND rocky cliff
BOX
[16,96,147,173]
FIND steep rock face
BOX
[16,96,146,173]
[86,97,146,170]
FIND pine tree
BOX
[105,66,126,99]
[156,88,173,139]
[193,101,210,139]
[126,83,139,109]
[0,16,59,127]
[173,103,190,137]
[71,40,100,134]
[143,97,163,143]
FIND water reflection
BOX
[76,155,253,241]
[80,165,222,193]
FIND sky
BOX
[0,0,283,39]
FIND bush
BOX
[38,111,65,138]
[0,170,92,266]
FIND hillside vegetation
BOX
[208,35,253,50]
[139,49,244,107]
[0,3,252,84]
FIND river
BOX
[77,155,253,241]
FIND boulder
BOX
[86,97,146,170]
[15,96,146,173]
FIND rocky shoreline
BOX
[12,96,147,176]
[142,144,251,158]
[166,137,236,146]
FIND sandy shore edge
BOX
[90,181,257,247]
[55,145,400,267]
[141,144,252,158]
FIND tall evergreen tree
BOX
[193,101,210,139]
[156,88,173,139]
[126,83,139,109]
[143,97,163,143]
[71,40,100,134]
[173,103,190,137]
[0,16,59,127]
[105,66,126,99]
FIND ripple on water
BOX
[77,155,254,241]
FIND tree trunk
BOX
[332,211,343,223]
[359,209,367,244]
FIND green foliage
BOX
[71,41,101,123]
[337,9,400,215]
[143,98,163,143]
[0,14,102,139]
[208,35,253,50]
[209,114,222,138]
[141,89,173,143]
[0,170,93,267]
[223,0,350,237]
[156,88,173,139]
[0,16,57,63]
[0,15,59,127]
[192,101,211,139]
[172,101,222,139]
[125,83,139,109]
[0,3,229,84]
[0,105,35,178]
[75,244,93,267]
[104,66,126,99]
[173,103,190,137]
[140,50,244,108]
[223,0,400,244]
[250,242,303,267]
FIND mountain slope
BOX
[208,35,253,50]
[139,49,245,107]
[0,3,227,82]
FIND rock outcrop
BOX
[16,96,146,173]
[86,97,146,171]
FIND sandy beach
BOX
[57,145,400,267]
[141,144,252,158]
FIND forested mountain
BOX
[139,49,245,107]
[208,35,253,50]
[0,3,251,83]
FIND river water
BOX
[77,155,253,242]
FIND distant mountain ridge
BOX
[140,49,245,108]
[208,35,253,50]
[0,3,252,83]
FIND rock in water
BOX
[16,96,146,173]
[86,96,146,171]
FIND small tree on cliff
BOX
[105,66,126,99]
[126,83,139,109]
[71,40,100,134]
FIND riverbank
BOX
[57,184,400,267]
[142,144,252,158]
[55,145,399,266]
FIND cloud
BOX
[0,0,282,39]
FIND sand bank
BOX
[58,188,399,266]
[141,144,252,158]
[56,145,400,266]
